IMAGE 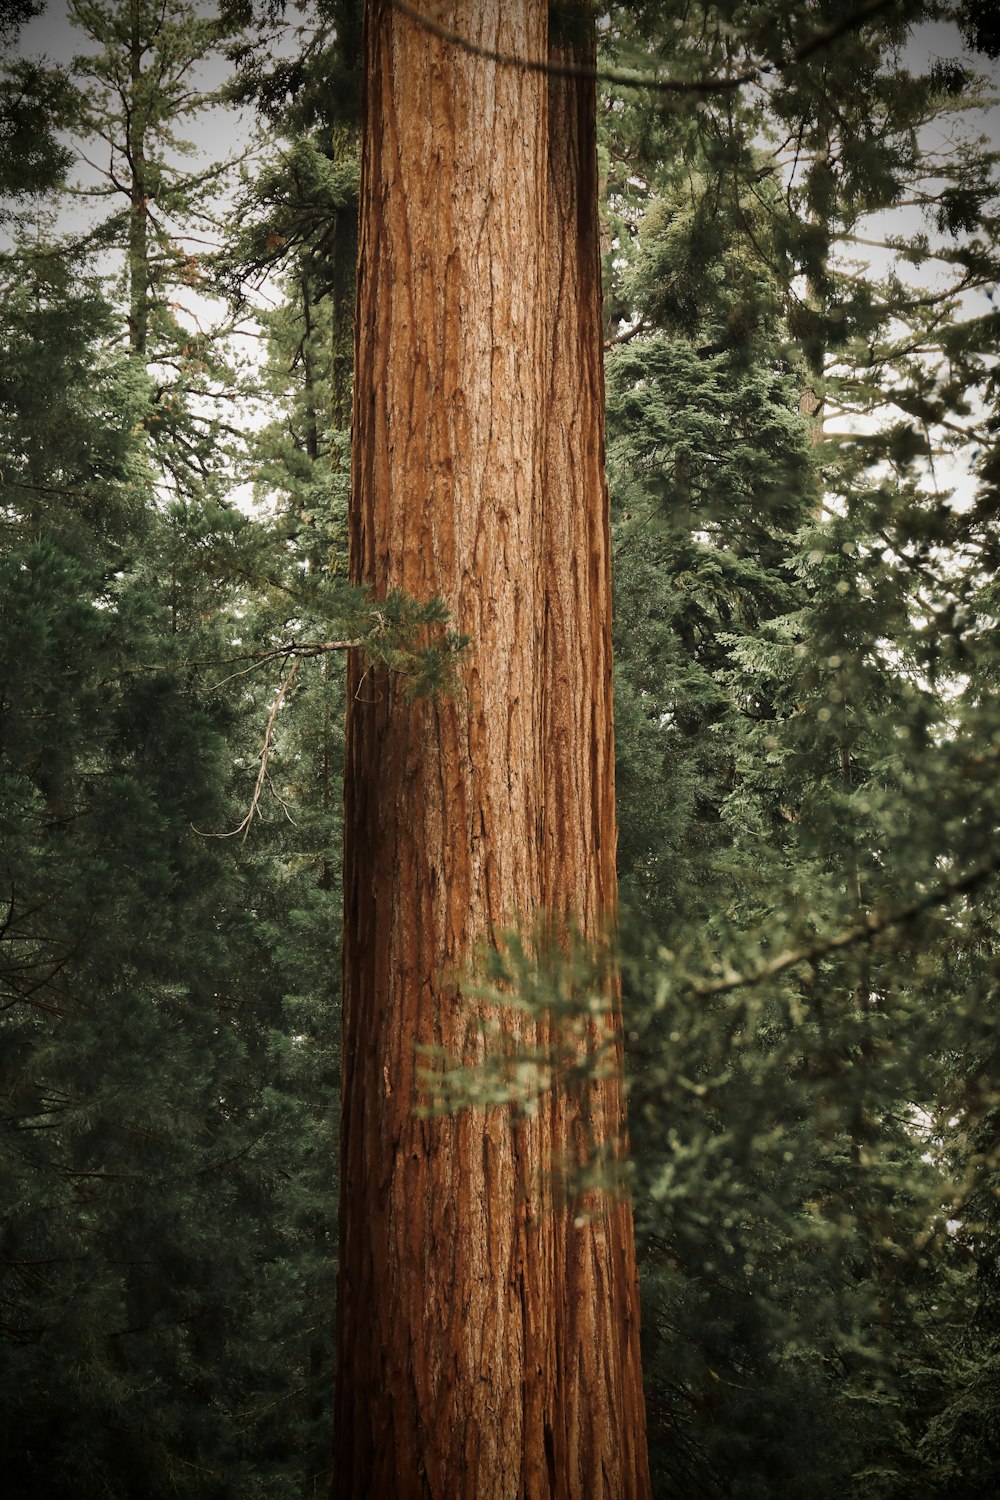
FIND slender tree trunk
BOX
[336,3,650,1495]
[126,0,148,355]
[300,272,321,464]
[328,122,358,438]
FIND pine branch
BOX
[389,0,905,97]
[389,0,751,93]
[129,638,368,689]
[691,851,1000,999]
[792,0,899,61]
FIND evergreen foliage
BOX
[3,0,1000,1494]
[1,261,244,1496]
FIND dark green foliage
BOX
[4,1,1000,1497]
[592,3,1000,1493]
[0,190,338,1500]
[0,58,74,207]
[0,4,73,208]
[224,0,362,133]
[958,0,1000,58]
[0,1,40,37]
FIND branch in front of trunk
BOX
[389,0,902,98]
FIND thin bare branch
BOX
[209,639,364,688]
[604,317,651,350]
[193,661,300,842]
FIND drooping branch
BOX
[389,0,752,93]
[389,0,907,97]
[194,660,300,842]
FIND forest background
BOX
[3,0,1000,1495]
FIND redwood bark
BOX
[336,3,650,1495]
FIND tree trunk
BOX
[126,0,148,356]
[336,3,650,1495]
[328,120,358,438]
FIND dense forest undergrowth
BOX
[3,0,1000,1494]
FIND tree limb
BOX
[193,660,300,842]
[389,0,752,94]
[690,850,1000,999]
[389,0,906,97]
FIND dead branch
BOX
[193,660,300,842]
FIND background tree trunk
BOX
[532,7,649,1495]
[336,3,650,1494]
[126,0,149,355]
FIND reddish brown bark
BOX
[336,3,650,1495]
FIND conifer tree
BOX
[56,0,254,496]
[336,2,649,1494]
[589,2,1000,1492]
[0,254,261,1500]
[1,10,340,1493]
[0,1,72,209]
[6,2,1000,1496]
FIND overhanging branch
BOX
[389,0,751,94]
[389,0,906,98]
[194,660,301,842]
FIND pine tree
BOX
[1,14,342,1492]
[0,255,241,1498]
[0,1,73,209]
[53,0,255,497]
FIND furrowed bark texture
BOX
[336,3,650,1495]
